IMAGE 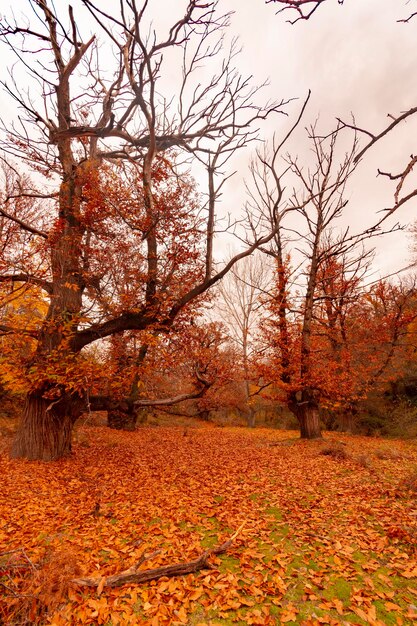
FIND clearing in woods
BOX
[1,422,417,625]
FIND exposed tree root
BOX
[72,523,245,589]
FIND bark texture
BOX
[297,403,322,439]
[11,391,81,461]
[289,390,322,439]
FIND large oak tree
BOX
[0,0,295,460]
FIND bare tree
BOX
[268,0,417,216]
[268,0,416,23]
[216,253,270,426]
[256,125,400,438]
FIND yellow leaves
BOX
[331,598,344,615]
[86,596,111,622]
[173,605,188,623]
[188,587,204,601]
[384,601,402,611]
[319,599,345,616]
[158,577,181,595]
[351,605,371,622]
[351,603,387,626]
[242,606,271,625]
[401,566,417,579]
[63,281,80,291]
[96,576,107,596]
[280,603,298,622]
[407,605,417,621]
[50,612,70,626]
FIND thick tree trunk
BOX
[289,391,322,439]
[11,391,81,461]
[107,402,136,431]
[297,403,322,439]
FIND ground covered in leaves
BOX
[1,423,417,625]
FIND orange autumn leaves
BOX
[1,425,417,625]
[261,256,417,412]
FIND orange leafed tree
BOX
[0,153,213,452]
[87,318,230,430]
[251,124,403,438]
[261,253,417,434]
[0,1,295,460]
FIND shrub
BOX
[319,444,348,460]
[399,471,417,493]
[375,447,403,460]
[355,453,373,469]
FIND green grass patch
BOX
[322,576,352,601]
[218,553,241,574]
[200,532,220,549]
[265,505,283,520]
[269,524,291,540]
[373,599,401,625]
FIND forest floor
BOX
[1,418,417,625]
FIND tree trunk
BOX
[289,391,322,439]
[339,407,356,433]
[89,396,138,431]
[297,403,322,439]
[198,409,210,421]
[107,402,136,431]
[246,407,256,428]
[11,391,81,461]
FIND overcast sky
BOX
[221,0,417,277]
[2,0,417,278]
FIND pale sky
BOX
[1,0,417,278]
[221,0,417,277]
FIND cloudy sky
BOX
[2,0,417,277]
[222,0,417,276]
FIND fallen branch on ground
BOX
[72,522,246,589]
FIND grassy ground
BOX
[1,418,416,625]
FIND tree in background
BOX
[261,252,417,436]
[254,126,400,438]
[216,254,270,426]
[86,318,228,429]
[268,0,417,216]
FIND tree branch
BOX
[0,208,48,239]
[336,107,417,164]
[0,274,52,294]
[135,368,212,407]
[72,523,245,589]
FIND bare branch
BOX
[339,107,417,164]
[134,368,212,407]
[0,207,48,239]
[267,0,343,23]
[0,273,52,294]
